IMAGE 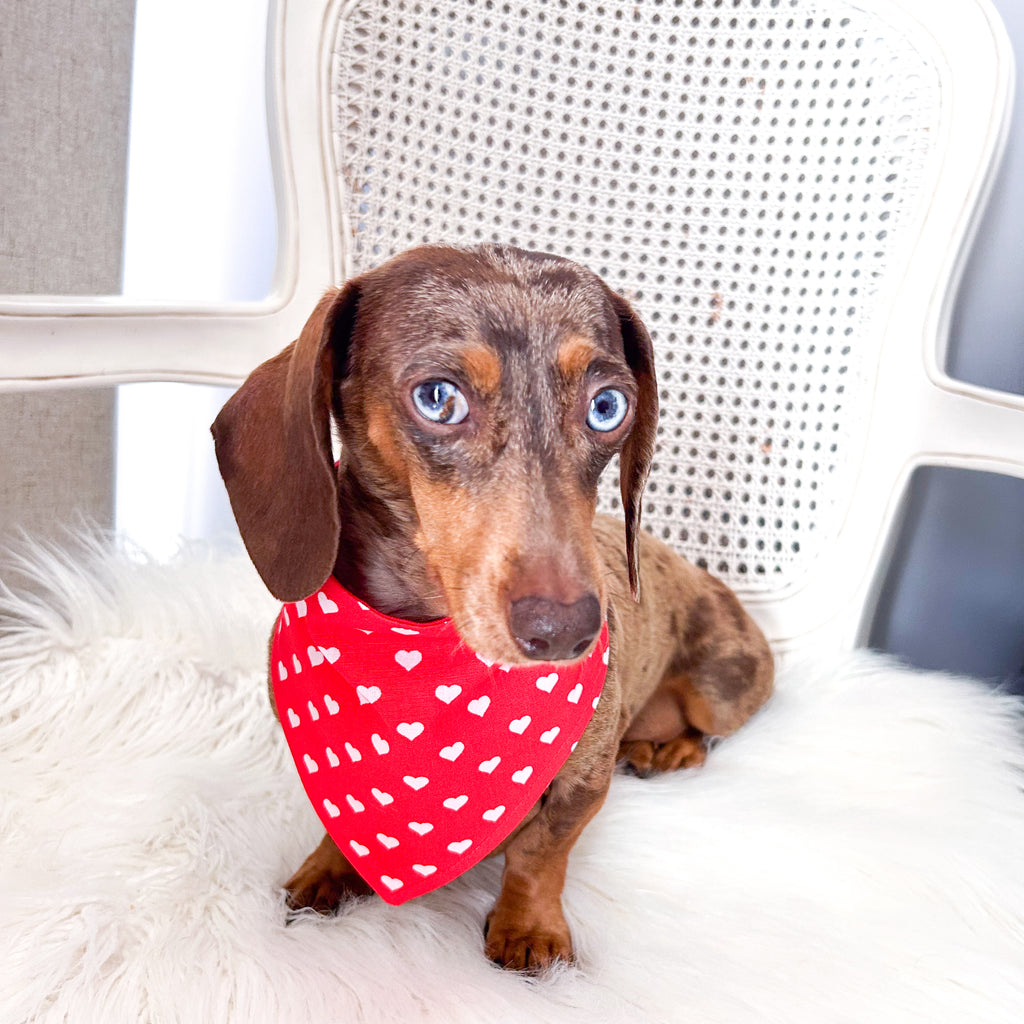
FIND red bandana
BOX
[270,578,609,904]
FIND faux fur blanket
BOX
[1,540,1023,1024]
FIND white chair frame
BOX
[0,0,1019,657]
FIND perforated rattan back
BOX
[324,0,1019,652]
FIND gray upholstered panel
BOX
[0,0,135,543]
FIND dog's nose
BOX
[509,593,602,662]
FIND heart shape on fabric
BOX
[535,673,558,693]
[318,592,339,614]
[395,650,423,671]
[272,578,608,905]
[467,696,490,717]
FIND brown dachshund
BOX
[212,243,773,971]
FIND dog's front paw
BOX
[483,902,574,972]
[283,834,374,916]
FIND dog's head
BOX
[212,245,657,663]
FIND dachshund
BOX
[211,243,773,972]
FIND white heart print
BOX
[318,591,339,614]
[512,766,534,784]
[443,795,468,811]
[324,694,340,715]
[395,650,423,671]
[447,839,472,855]
[508,715,531,734]
[371,788,393,806]
[535,673,558,693]
[397,722,424,740]
[439,741,465,761]
[434,684,462,704]
[357,685,381,705]
[371,733,390,755]
[467,695,490,716]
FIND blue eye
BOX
[587,388,629,432]
[411,381,470,425]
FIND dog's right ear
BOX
[211,283,359,602]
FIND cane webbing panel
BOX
[329,0,939,593]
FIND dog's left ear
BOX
[607,290,659,602]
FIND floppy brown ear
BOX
[211,283,359,602]
[609,291,659,602]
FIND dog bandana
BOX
[271,577,609,904]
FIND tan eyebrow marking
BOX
[461,344,503,395]
[556,335,599,381]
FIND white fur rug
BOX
[2,540,1023,1024]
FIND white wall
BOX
[116,0,275,560]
